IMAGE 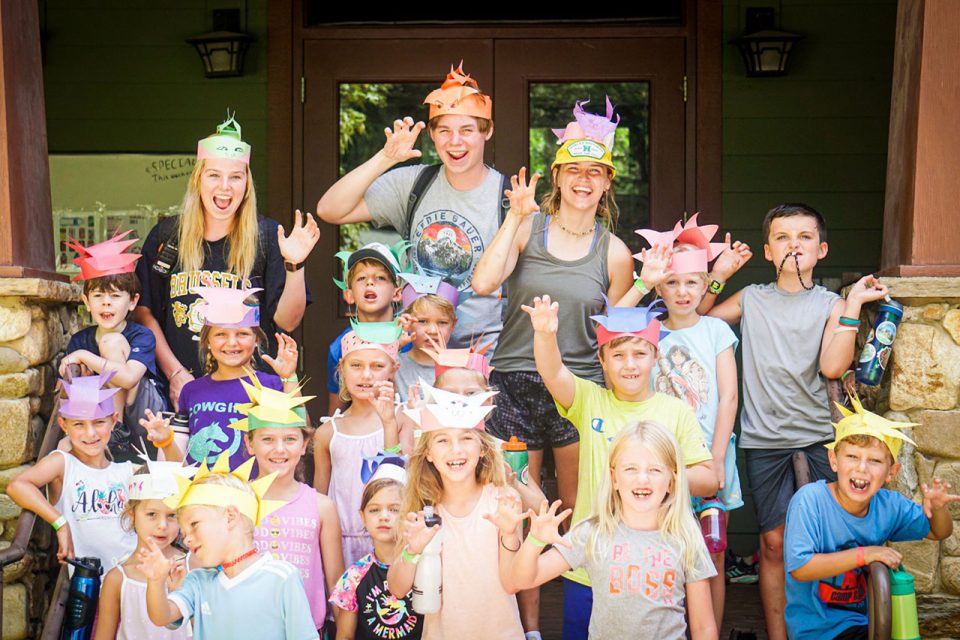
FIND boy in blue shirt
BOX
[784,397,958,640]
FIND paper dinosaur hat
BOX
[423,334,493,378]
[164,452,284,526]
[360,452,407,484]
[59,371,121,420]
[192,286,261,328]
[552,98,620,177]
[591,296,668,349]
[423,62,493,121]
[333,241,408,291]
[398,271,459,309]
[340,319,402,362]
[403,380,497,432]
[127,448,198,501]
[67,229,141,281]
[197,112,251,164]
[230,370,312,431]
[826,394,918,460]
[634,213,728,274]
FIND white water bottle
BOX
[412,505,442,614]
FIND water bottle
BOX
[412,505,442,614]
[61,557,102,640]
[856,299,903,386]
[698,498,727,554]
[501,437,529,485]
[890,565,920,640]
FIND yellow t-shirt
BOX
[558,375,711,586]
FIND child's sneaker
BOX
[725,550,759,584]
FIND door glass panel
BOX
[338,82,438,253]
[529,82,650,254]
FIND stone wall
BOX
[0,279,81,640]
[860,277,960,638]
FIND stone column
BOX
[0,279,80,640]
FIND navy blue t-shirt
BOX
[66,321,160,380]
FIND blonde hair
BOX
[434,367,491,392]
[196,323,268,375]
[180,472,257,532]
[540,166,619,231]
[177,159,259,282]
[586,421,709,573]
[403,294,457,324]
[400,429,506,517]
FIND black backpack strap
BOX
[403,164,442,241]
[498,171,511,225]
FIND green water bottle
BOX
[890,565,920,640]
[502,437,529,485]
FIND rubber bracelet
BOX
[708,279,725,295]
[839,316,861,326]
[401,546,421,565]
[526,534,548,548]
[153,431,175,449]
[633,278,649,295]
[833,326,859,334]
[281,373,299,383]
[841,370,854,381]
[856,546,865,568]
[51,515,67,531]
[384,444,402,454]
[500,535,521,553]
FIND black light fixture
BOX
[186,9,252,79]
[731,8,804,77]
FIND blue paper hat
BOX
[360,452,407,484]
[590,296,669,348]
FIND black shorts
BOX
[487,370,579,450]
[744,442,836,533]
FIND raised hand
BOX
[372,380,397,423]
[505,167,541,219]
[482,486,524,535]
[921,478,960,517]
[402,511,440,555]
[521,295,560,335]
[262,333,299,380]
[56,524,75,564]
[637,244,675,289]
[140,409,173,446]
[846,275,890,306]
[137,539,173,582]
[709,233,752,281]
[277,210,321,265]
[383,117,426,164]
[527,499,573,549]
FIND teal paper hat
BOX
[340,319,403,361]
[197,112,251,164]
[333,241,409,290]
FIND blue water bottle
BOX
[61,557,102,640]
[855,299,903,386]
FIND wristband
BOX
[833,326,859,334]
[526,534,548,548]
[500,535,521,552]
[284,260,305,272]
[633,278,649,295]
[281,373,299,383]
[51,515,67,531]
[856,546,865,568]
[839,316,861,327]
[384,444,402,454]
[153,431,175,449]
[841,370,854,381]
[708,279,725,295]
[401,546,421,565]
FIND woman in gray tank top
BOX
[472,99,634,524]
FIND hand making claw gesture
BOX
[505,167,541,219]
[278,209,321,266]
[522,295,560,335]
[527,500,574,549]
[371,380,398,424]
[921,478,960,518]
[263,333,299,381]
[709,233,753,282]
[382,117,426,165]
[482,486,525,536]
[140,409,173,447]
[402,511,441,555]
[637,244,675,290]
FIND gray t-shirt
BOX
[557,520,716,640]
[394,351,435,402]
[365,165,505,348]
[739,283,841,449]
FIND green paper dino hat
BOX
[197,112,251,164]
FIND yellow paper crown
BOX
[230,369,313,432]
[825,394,918,459]
[163,452,285,526]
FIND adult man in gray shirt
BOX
[317,63,506,347]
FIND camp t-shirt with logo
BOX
[784,480,930,640]
[364,165,504,348]
[137,215,309,378]
[174,372,283,468]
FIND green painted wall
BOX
[42,0,269,203]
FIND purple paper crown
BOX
[552,97,620,149]
[59,371,121,420]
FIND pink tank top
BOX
[254,482,327,628]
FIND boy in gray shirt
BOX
[700,203,889,640]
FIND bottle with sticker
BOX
[855,298,903,386]
[501,437,529,485]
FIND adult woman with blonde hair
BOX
[472,98,634,521]
[135,114,319,409]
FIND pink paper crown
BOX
[60,371,121,420]
[552,97,620,150]
[192,286,261,328]
[340,330,400,362]
[634,213,728,274]
[67,229,141,281]
[423,334,493,379]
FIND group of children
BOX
[7,96,960,640]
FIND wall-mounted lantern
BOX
[186,9,252,79]
[731,8,804,77]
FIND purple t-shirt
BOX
[175,372,283,467]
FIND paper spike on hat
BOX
[590,295,669,349]
[127,443,198,501]
[423,62,493,121]
[231,369,312,431]
[60,371,122,420]
[163,452,285,526]
[398,271,459,309]
[67,229,141,281]
[422,333,493,378]
[360,452,407,485]
[552,98,620,150]
[197,111,251,164]
[402,378,496,432]
[673,213,728,261]
[634,225,681,250]
[191,286,261,328]
[826,393,918,460]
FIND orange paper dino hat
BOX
[423,62,493,121]
[422,334,493,379]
